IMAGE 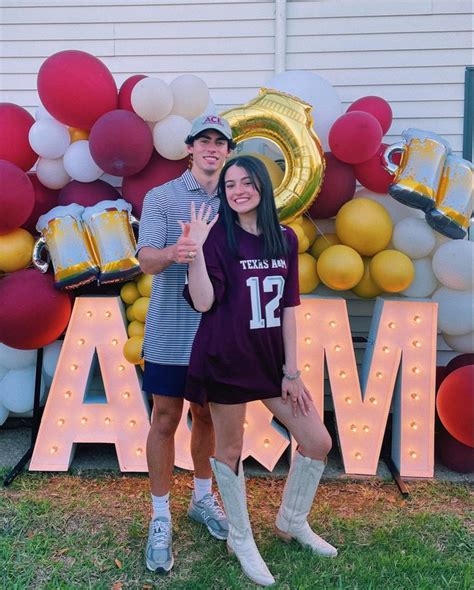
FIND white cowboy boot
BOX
[210,458,275,587]
[275,451,337,557]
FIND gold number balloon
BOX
[221,88,325,223]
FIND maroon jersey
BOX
[184,222,300,405]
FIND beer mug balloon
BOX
[82,199,141,285]
[33,204,100,289]
[425,155,473,239]
[383,129,451,212]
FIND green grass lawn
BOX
[1,469,472,589]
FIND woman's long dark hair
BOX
[217,155,288,259]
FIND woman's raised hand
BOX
[178,201,219,254]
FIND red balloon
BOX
[436,365,474,447]
[309,152,356,219]
[0,103,38,172]
[347,96,393,135]
[122,151,189,217]
[354,143,400,194]
[0,160,35,235]
[89,110,153,177]
[118,75,147,111]
[37,50,118,129]
[436,424,474,473]
[58,179,121,208]
[0,269,72,350]
[22,173,60,234]
[446,354,474,374]
[329,111,383,164]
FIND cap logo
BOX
[204,115,223,126]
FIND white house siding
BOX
[0,0,471,368]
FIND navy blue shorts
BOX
[142,362,188,397]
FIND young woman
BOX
[181,156,337,586]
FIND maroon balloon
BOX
[347,96,393,135]
[0,160,35,234]
[118,75,147,111]
[58,179,121,208]
[354,143,400,194]
[446,354,474,374]
[329,111,383,165]
[89,110,153,177]
[22,173,60,234]
[309,152,356,219]
[0,269,72,350]
[37,50,118,129]
[435,365,449,392]
[436,424,474,473]
[436,365,474,447]
[0,103,38,172]
[122,151,189,217]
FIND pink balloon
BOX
[118,75,147,111]
[89,110,153,177]
[0,103,38,172]
[0,160,35,235]
[0,269,72,350]
[122,151,189,217]
[22,173,60,234]
[347,96,393,135]
[37,50,118,129]
[329,111,383,164]
[309,152,356,219]
[354,143,400,194]
[58,179,121,208]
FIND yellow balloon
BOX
[69,127,89,142]
[310,233,340,259]
[352,257,384,299]
[335,198,393,256]
[238,152,284,190]
[123,336,144,365]
[120,281,140,305]
[221,88,325,223]
[0,228,34,272]
[126,305,136,322]
[127,320,145,338]
[136,273,153,297]
[288,223,309,253]
[317,245,364,291]
[370,250,415,293]
[298,253,320,294]
[301,216,318,246]
[132,296,150,322]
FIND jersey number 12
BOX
[246,276,285,330]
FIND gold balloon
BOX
[120,281,140,305]
[301,216,318,246]
[126,305,136,322]
[0,228,35,272]
[123,336,144,365]
[136,273,153,297]
[288,223,309,253]
[127,320,145,338]
[317,244,364,291]
[370,250,415,293]
[298,253,320,294]
[352,257,384,299]
[310,233,340,259]
[69,127,90,143]
[132,296,150,323]
[221,88,325,223]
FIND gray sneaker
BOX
[187,492,229,540]
[145,516,174,573]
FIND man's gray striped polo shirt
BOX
[137,169,220,365]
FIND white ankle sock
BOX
[151,492,171,520]
[193,477,212,501]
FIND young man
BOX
[137,114,235,573]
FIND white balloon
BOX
[29,118,71,159]
[170,74,210,121]
[0,401,9,426]
[36,157,71,189]
[35,104,54,121]
[400,258,438,298]
[0,367,45,413]
[199,96,217,117]
[0,343,36,370]
[392,218,436,259]
[432,240,474,291]
[43,340,62,380]
[153,115,192,160]
[354,189,425,225]
[266,70,342,151]
[443,331,474,353]
[431,287,474,336]
[63,140,103,182]
[131,77,174,122]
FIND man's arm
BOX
[138,236,197,275]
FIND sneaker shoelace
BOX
[201,493,226,520]
[152,520,171,548]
